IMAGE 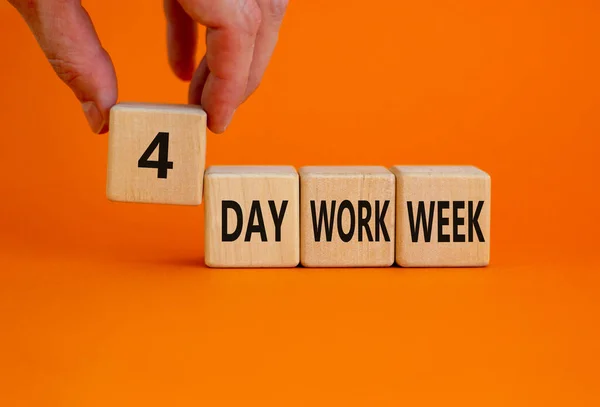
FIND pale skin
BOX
[8,0,289,134]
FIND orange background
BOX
[1,0,599,405]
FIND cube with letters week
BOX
[299,166,395,267]
[390,166,491,267]
[107,102,206,205]
[204,166,300,268]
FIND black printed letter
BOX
[269,200,289,242]
[407,201,435,242]
[222,201,243,242]
[337,200,356,243]
[453,201,466,242]
[358,201,373,242]
[468,201,485,242]
[311,201,336,242]
[375,200,391,242]
[438,201,450,243]
[245,201,267,242]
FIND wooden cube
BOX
[299,166,395,267]
[204,166,300,268]
[390,166,491,267]
[106,103,206,205]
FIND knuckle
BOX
[10,0,78,18]
[237,0,262,35]
[47,56,83,89]
[265,0,288,21]
[8,0,38,14]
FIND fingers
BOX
[164,0,197,81]
[187,55,210,106]
[179,0,262,133]
[180,0,288,133]
[243,0,288,99]
[11,1,117,134]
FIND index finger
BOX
[178,0,262,133]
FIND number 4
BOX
[138,132,174,179]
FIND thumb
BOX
[13,1,117,133]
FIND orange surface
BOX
[1,0,599,405]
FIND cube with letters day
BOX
[204,166,300,268]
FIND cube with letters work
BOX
[106,103,206,205]
[390,166,491,267]
[204,166,300,268]
[299,166,395,267]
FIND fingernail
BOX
[223,109,236,132]
[82,102,105,134]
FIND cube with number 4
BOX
[106,103,207,205]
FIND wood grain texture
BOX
[106,102,206,205]
[204,166,300,268]
[299,166,395,268]
[390,166,491,267]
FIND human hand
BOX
[8,0,288,134]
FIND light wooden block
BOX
[204,166,300,268]
[106,102,207,205]
[299,166,395,267]
[390,166,491,267]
